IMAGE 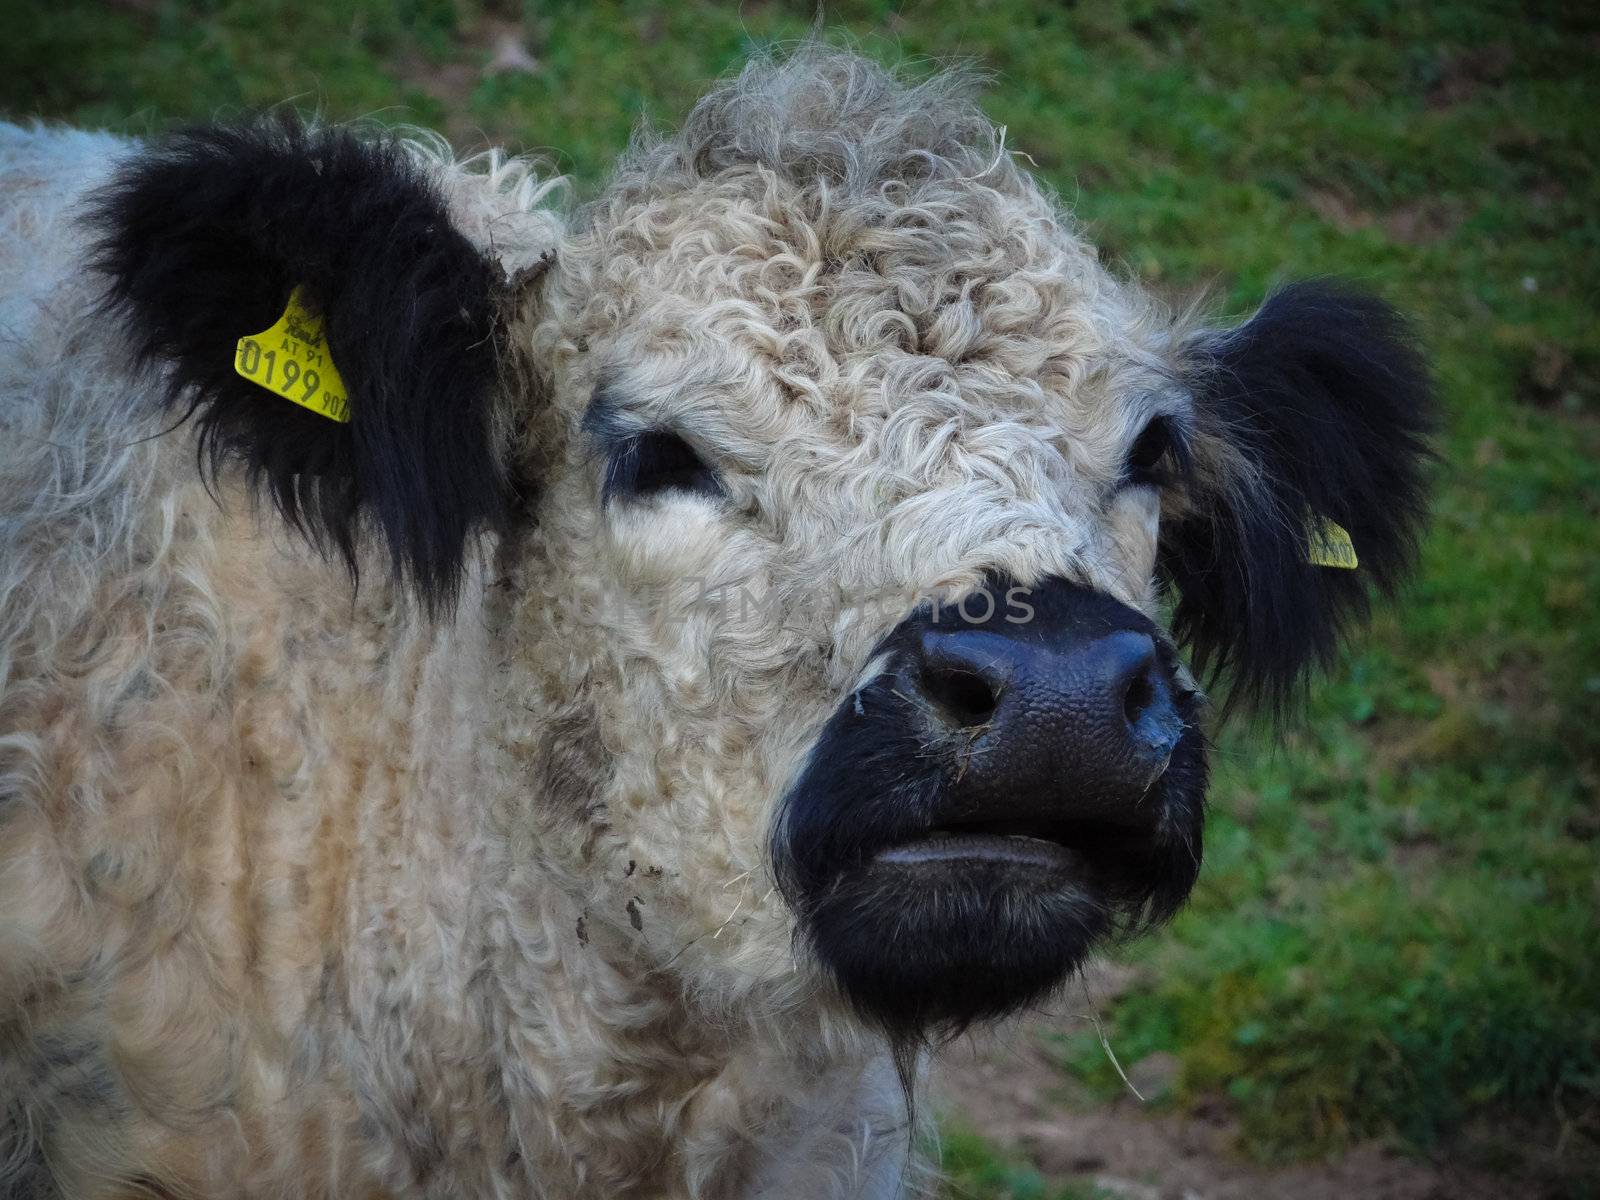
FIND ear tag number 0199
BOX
[233,286,351,423]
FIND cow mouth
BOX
[867,816,1155,887]
[874,828,1082,872]
[779,787,1203,1039]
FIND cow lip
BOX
[876,825,1088,876]
[873,829,1082,872]
[867,813,1161,878]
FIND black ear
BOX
[89,116,507,613]
[1161,282,1436,713]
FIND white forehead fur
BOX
[538,46,1184,659]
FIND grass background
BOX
[6,0,1597,1194]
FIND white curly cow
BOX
[0,46,1430,1200]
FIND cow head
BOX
[91,49,1431,1048]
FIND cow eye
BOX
[605,430,723,502]
[1124,416,1179,489]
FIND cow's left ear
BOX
[1160,282,1436,713]
[90,116,512,613]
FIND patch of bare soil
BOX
[1302,187,1464,246]
[1425,44,1515,110]
[1514,340,1598,421]
[931,965,1553,1200]
[390,16,539,148]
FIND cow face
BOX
[92,50,1431,1045]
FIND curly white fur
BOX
[0,47,1199,1199]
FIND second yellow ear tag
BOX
[1306,516,1359,570]
[233,287,351,423]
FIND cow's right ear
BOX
[89,116,512,613]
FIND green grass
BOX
[7,0,1598,1188]
[939,1127,1110,1200]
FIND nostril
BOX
[1122,670,1156,728]
[921,665,1000,728]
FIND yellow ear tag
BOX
[1307,516,1359,570]
[233,286,351,423]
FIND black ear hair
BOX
[89,115,507,613]
[1162,281,1436,714]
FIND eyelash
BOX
[604,430,723,502]
[1123,416,1186,490]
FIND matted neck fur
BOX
[0,46,1430,1200]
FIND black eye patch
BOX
[1123,415,1190,490]
[603,429,724,503]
